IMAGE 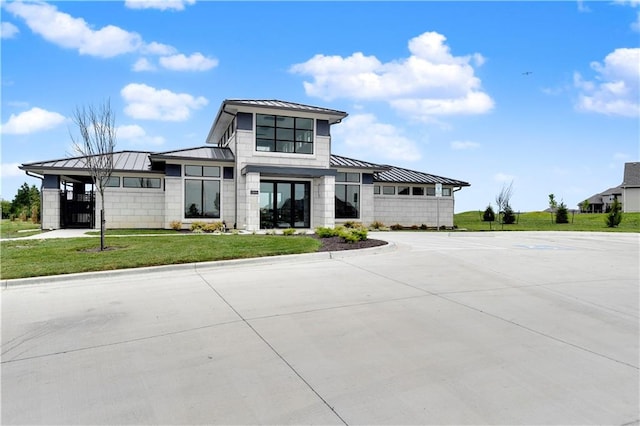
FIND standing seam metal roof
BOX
[151,146,234,162]
[374,165,470,186]
[20,151,153,172]
[330,154,388,170]
[224,99,348,117]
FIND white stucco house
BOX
[20,99,470,231]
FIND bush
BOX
[390,224,403,230]
[338,226,368,243]
[169,220,182,231]
[502,205,516,224]
[315,226,338,238]
[483,205,495,222]
[282,228,296,236]
[606,198,622,228]
[370,220,385,230]
[555,202,569,224]
[342,220,365,229]
[190,221,207,232]
[420,224,428,230]
[203,222,224,233]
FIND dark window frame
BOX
[256,113,314,154]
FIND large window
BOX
[123,177,162,188]
[336,172,360,219]
[256,114,314,154]
[185,165,221,218]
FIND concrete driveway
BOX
[1,231,638,425]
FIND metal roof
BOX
[151,146,234,162]
[20,151,153,173]
[374,165,470,186]
[621,162,640,187]
[223,99,348,117]
[330,154,389,171]
[207,99,348,144]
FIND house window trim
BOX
[255,113,315,155]
[183,164,222,220]
[335,171,361,220]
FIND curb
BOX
[1,241,396,288]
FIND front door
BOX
[260,181,310,229]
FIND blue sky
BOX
[1,0,638,213]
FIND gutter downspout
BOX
[25,171,45,228]
[221,108,239,229]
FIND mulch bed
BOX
[312,235,388,252]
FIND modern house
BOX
[580,162,640,213]
[20,99,470,231]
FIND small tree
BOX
[502,204,516,224]
[70,100,117,251]
[555,201,569,224]
[548,193,557,223]
[483,204,495,222]
[606,198,622,228]
[495,181,514,223]
[580,199,590,213]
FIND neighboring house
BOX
[579,162,640,213]
[20,99,470,231]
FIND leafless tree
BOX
[495,181,514,221]
[70,100,117,251]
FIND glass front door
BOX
[260,181,310,229]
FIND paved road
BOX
[2,231,638,425]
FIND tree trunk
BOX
[100,209,105,251]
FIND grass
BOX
[0,234,321,280]
[0,219,41,239]
[454,211,640,232]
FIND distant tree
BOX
[483,204,495,222]
[70,99,117,251]
[1,199,12,219]
[502,204,516,224]
[606,198,622,228]
[495,181,514,223]
[555,201,569,224]
[580,199,590,213]
[548,193,557,223]
[11,183,40,221]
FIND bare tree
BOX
[70,100,117,251]
[495,181,514,222]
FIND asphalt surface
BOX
[1,231,639,425]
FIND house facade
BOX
[580,162,640,213]
[21,99,470,231]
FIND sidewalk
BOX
[3,228,94,240]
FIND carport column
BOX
[41,175,61,230]
[245,172,260,232]
[316,174,335,228]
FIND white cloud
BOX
[5,1,213,72]
[117,124,165,146]
[133,58,156,72]
[124,0,196,11]
[1,163,23,178]
[1,107,66,134]
[332,113,421,162]
[1,21,19,39]
[494,172,515,183]
[290,31,494,119]
[450,140,480,150]
[121,83,208,121]
[574,48,640,117]
[159,53,218,71]
[3,1,142,58]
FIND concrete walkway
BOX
[1,231,638,425]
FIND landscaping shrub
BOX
[203,222,224,233]
[314,226,337,238]
[190,221,207,232]
[606,198,622,228]
[390,224,403,230]
[282,228,296,236]
[555,202,569,224]
[169,220,182,231]
[502,205,516,224]
[483,205,495,222]
[370,220,385,230]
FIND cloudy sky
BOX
[1,0,638,212]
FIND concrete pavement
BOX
[1,231,638,424]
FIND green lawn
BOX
[0,234,321,280]
[454,211,640,232]
[0,219,41,239]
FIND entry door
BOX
[260,181,310,229]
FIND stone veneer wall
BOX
[164,177,182,228]
[313,175,335,229]
[97,187,165,229]
[41,189,61,230]
[373,196,454,227]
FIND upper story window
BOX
[256,114,314,154]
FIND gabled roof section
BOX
[151,146,234,162]
[207,98,348,144]
[621,162,640,187]
[375,165,470,187]
[20,151,153,173]
[330,154,389,171]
